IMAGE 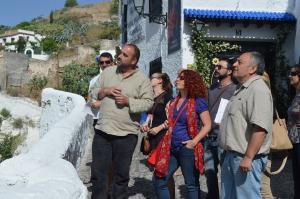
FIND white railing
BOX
[0,88,93,199]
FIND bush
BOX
[61,62,98,97]
[28,75,48,93]
[0,108,11,119]
[12,118,23,129]
[41,37,59,54]
[64,0,78,8]
[0,134,22,161]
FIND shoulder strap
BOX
[172,103,188,128]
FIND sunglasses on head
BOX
[289,71,298,76]
[100,60,111,65]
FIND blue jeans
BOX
[221,151,267,199]
[204,136,224,199]
[153,146,200,199]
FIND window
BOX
[3,38,6,43]
[11,38,15,43]
[122,4,128,44]
[149,0,162,23]
[149,57,162,77]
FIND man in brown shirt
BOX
[91,44,154,199]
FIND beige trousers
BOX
[261,157,274,199]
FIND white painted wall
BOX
[124,0,182,81]
[293,0,300,63]
[0,88,93,199]
[122,0,299,79]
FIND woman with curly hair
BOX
[152,69,212,199]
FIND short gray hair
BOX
[249,51,265,75]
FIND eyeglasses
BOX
[214,65,228,70]
[150,75,161,80]
[177,75,185,80]
[289,71,298,76]
[100,60,111,65]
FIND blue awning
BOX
[184,9,296,22]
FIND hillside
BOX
[52,2,114,25]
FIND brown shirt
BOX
[92,65,154,136]
[219,75,273,154]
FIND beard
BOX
[216,73,228,81]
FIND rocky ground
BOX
[78,130,294,199]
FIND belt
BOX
[227,150,267,160]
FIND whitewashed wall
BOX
[293,0,300,63]
[122,0,299,82]
[125,0,182,82]
[0,88,93,199]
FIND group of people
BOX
[87,43,299,199]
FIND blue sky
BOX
[0,0,111,26]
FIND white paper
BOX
[214,98,229,124]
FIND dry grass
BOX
[53,2,112,25]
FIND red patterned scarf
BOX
[153,96,205,177]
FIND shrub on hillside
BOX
[0,108,11,120]
[64,0,78,8]
[61,62,98,97]
[12,118,23,129]
[0,134,22,161]
[28,75,48,93]
[41,38,59,54]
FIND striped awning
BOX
[184,9,296,22]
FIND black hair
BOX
[99,52,113,61]
[217,54,238,69]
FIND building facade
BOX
[0,29,49,61]
[120,0,300,81]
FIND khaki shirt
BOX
[92,65,154,136]
[219,75,273,154]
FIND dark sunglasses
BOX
[100,60,111,65]
[214,65,228,70]
[177,75,185,80]
[289,71,298,76]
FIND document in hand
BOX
[214,98,229,124]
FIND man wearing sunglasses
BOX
[88,52,114,126]
[204,55,237,199]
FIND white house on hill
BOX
[0,29,49,61]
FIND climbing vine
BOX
[190,20,241,85]
[273,24,294,117]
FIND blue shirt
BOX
[171,98,208,150]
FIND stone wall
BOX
[0,88,93,199]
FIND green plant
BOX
[41,37,59,54]
[12,118,23,129]
[0,108,11,119]
[28,75,48,93]
[99,21,121,40]
[110,0,119,15]
[61,62,98,97]
[0,134,22,161]
[190,20,240,85]
[64,0,78,8]
[273,24,294,117]
[16,37,26,53]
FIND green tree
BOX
[16,21,31,29]
[41,37,59,54]
[110,0,119,15]
[50,11,54,24]
[61,62,98,97]
[64,0,78,8]
[16,37,26,53]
